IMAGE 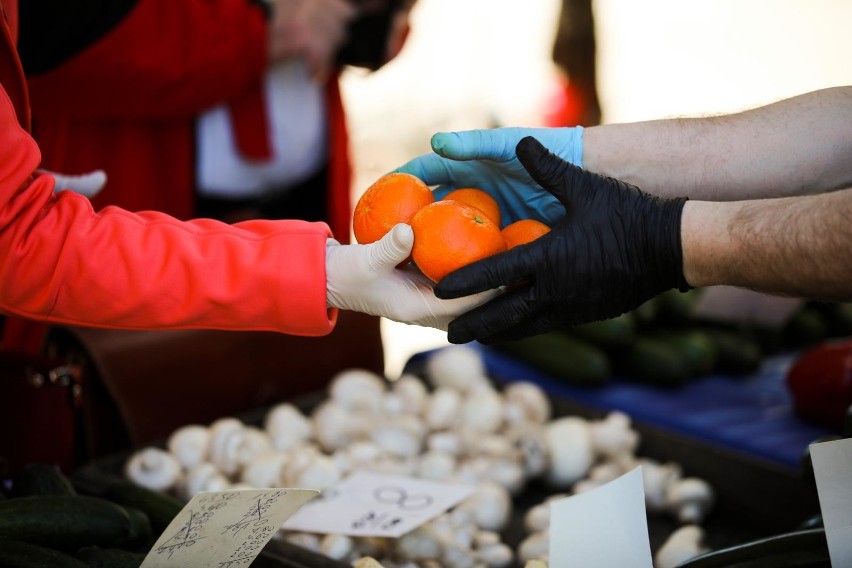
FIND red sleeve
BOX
[27,0,269,120]
[0,86,337,335]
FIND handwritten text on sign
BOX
[284,471,475,538]
[141,488,318,568]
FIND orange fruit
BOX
[353,173,435,244]
[411,200,507,282]
[502,219,551,250]
[443,188,502,227]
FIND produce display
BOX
[112,345,717,567]
[493,291,852,389]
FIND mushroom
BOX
[241,451,289,488]
[460,385,505,433]
[372,416,425,458]
[124,447,182,492]
[353,558,386,568]
[264,403,312,451]
[425,388,463,430]
[639,458,682,513]
[589,411,639,460]
[518,532,549,563]
[425,345,489,392]
[333,441,383,476]
[284,453,341,491]
[506,423,550,479]
[523,493,569,533]
[665,477,715,524]
[417,450,457,481]
[167,425,210,470]
[312,400,370,452]
[503,382,551,425]
[207,417,246,477]
[329,368,386,413]
[320,533,355,561]
[455,482,512,532]
[284,532,322,553]
[545,417,594,487]
[393,374,429,415]
[181,462,230,499]
[476,541,514,568]
[654,525,709,568]
[234,427,273,470]
[395,526,443,560]
[427,431,463,456]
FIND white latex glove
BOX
[41,169,107,198]
[326,224,497,331]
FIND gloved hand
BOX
[41,169,107,198]
[435,137,690,344]
[326,223,497,330]
[395,126,583,227]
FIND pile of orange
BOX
[352,173,551,282]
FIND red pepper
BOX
[786,338,852,432]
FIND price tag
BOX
[549,467,653,568]
[810,438,852,567]
[283,471,475,538]
[140,488,318,568]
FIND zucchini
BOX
[678,528,829,568]
[0,495,131,551]
[703,327,763,375]
[76,547,147,568]
[73,470,183,534]
[492,331,611,386]
[654,288,703,324]
[618,336,693,386]
[9,464,77,498]
[0,540,87,568]
[651,328,718,377]
[567,313,637,351]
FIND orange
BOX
[443,188,502,227]
[353,173,435,244]
[411,200,507,282]
[502,219,551,250]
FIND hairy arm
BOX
[682,187,852,300]
[584,86,852,200]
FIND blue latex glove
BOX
[395,127,583,227]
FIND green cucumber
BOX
[9,464,77,498]
[619,336,693,386]
[492,331,611,386]
[568,313,637,351]
[0,495,131,551]
[118,506,153,551]
[781,306,829,348]
[76,547,147,568]
[73,470,183,534]
[651,328,718,377]
[654,288,703,324]
[703,327,763,375]
[0,540,87,568]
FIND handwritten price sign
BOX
[141,488,318,568]
[284,471,475,538]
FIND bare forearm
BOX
[681,188,852,300]
[584,86,852,200]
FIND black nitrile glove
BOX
[435,136,691,344]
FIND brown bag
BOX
[2,312,383,472]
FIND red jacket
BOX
[0,0,337,335]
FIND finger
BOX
[432,128,531,162]
[516,136,586,204]
[446,287,538,344]
[435,249,533,299]
[393,153,461,187]
[49,169,108,197]
[370,223,414,270]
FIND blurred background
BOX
[338,0,852,378]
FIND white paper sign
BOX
[810,438,852,567]
[283,471,475,537]
[549,467,653,568]
[141,488,318,568]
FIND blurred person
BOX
[396,87,852,343]
[5,0,415,353]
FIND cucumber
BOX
[619,336,693,386]
[118,506,153,551]
[781,306,829,349]
[76,546,147,568]
[0,540,87,568]
[73,470,183,534]
[0,495,131,551]
[568,313,637,351]
[703,327,763,375]
[492,331,611,386]
[654,288,703,324]
[9,464,77,498]
[651,328,718,377]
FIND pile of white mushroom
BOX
[123,345,715,568]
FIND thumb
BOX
[516,136,584,205]
[432,128,530,162]
[47,169,108,197]
[370,223,414,271]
